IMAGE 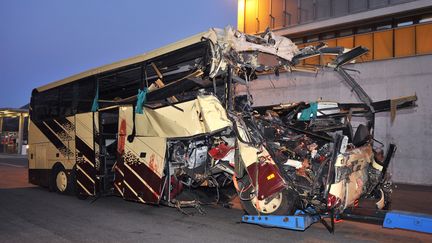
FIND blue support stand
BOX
[242,209,432,234]
[383,210,432,234]
[242,210,320,231]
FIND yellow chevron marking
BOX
[124,162,159,198]
[77,180,93,195]
[76,165,95,183]
[123,180,145,203]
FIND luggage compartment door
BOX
[120,135,166,204]
[74,112,98,196]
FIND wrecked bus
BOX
[28,27,416,217]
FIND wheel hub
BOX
[251,192,283,214]
[56,171,67,192]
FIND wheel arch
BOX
[51,161,66,172]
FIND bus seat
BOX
[352,124,370,147]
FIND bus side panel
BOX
[28,117,75,187]
[55,116,76,170]
[75,112,98,196]
[117,108,166,204]
[120,137,166,204]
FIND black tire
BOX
[238,175,297,215]
[51,165,71,195]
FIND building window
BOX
[419,14,432,23]
[292,38,304,44]
[357,26,372,34]
[306,35,319,43]
[289,22,432,64]
[376,23,392,31]
[321,32,336,40]
[339,28,353,37]
[397,20,414,27]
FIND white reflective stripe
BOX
[84,158,95,168]
[114,183,124,197]
[115,165,124,177]
[53,119,72,138]
[123,180,145,203]
[76,165,95,184]
[76,151,95,167]
[42,121,64,143]
[77,180,93,195]
[124,163,159,198]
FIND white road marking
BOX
[0,162,26,168]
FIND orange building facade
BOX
[237,0,432,65]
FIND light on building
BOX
[237,0,245,32]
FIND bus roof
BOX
[36,30,217,93]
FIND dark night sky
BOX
[0,0,237,108]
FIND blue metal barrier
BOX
[242,210,320,231]
[242,210,432,234]
[383,210,432,234]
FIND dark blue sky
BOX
[0,0,237,107]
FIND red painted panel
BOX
[122,151,162,203]
[246,162,286,200]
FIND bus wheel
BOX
[52,165,69,194]
[238,175,297,215]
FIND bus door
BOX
[74,112,99,196]
[116,107,166,204]
[97,108,119,194]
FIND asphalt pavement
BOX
[0,154,430,243]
